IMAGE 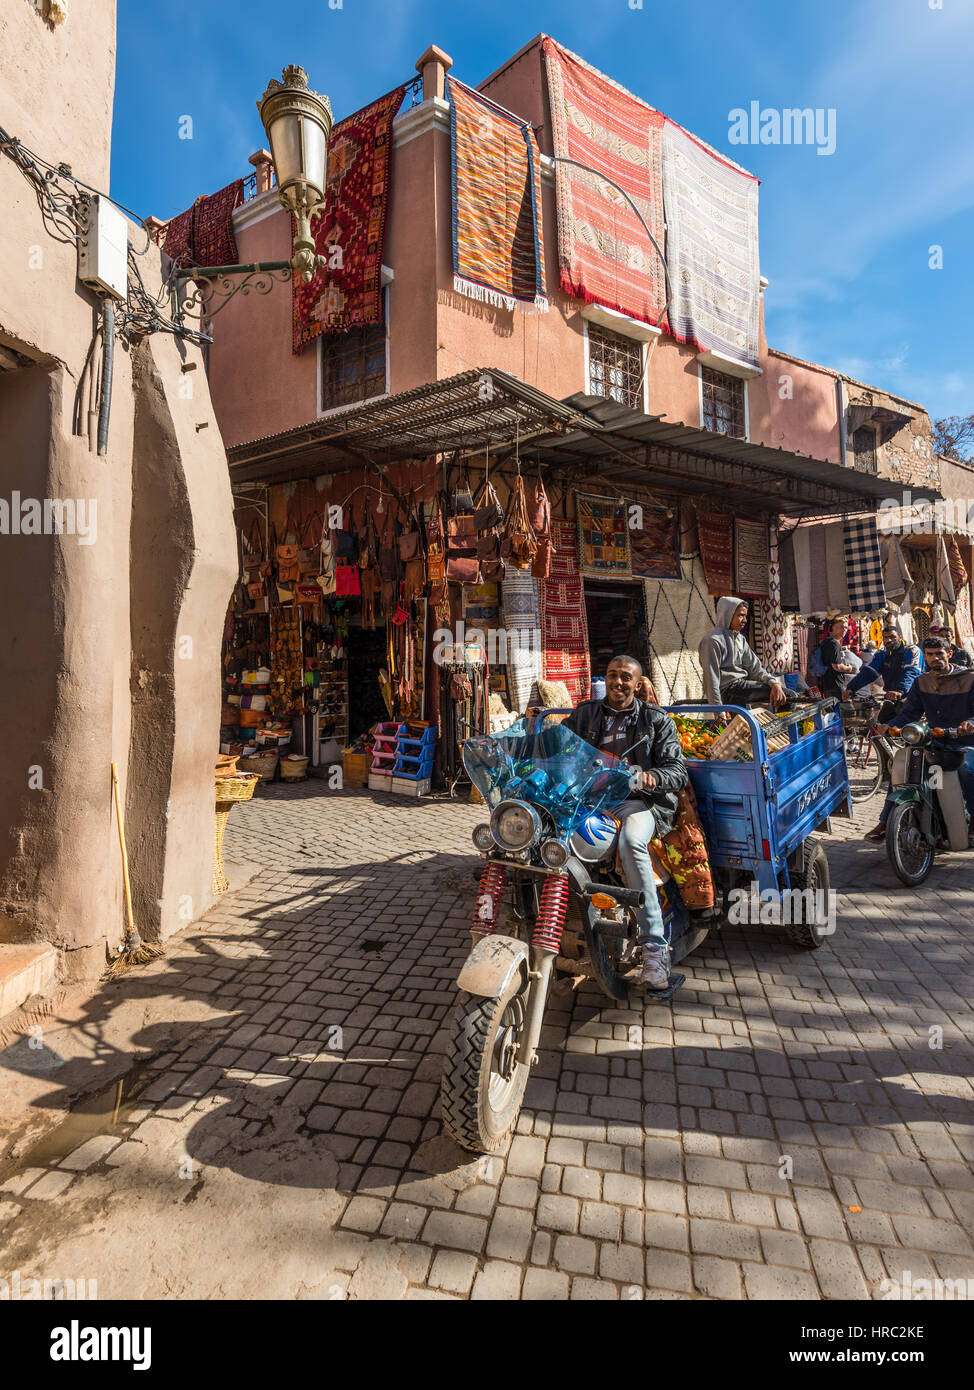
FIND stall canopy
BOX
[228,369,942,516]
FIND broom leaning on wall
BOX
[104,762,164,978]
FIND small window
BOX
[587,324,644,410]
[701,366,746,439]
[320,321,386,411]
[852,425,877,474]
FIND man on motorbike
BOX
[563,656,688,990]
[842,622,923,725]
[860,635,974,843]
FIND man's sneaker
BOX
[641,943,670,991]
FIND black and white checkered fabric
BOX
[843,516,887,613]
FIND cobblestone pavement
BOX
[1,781,972,1300]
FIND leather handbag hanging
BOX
[358,502,379,571]
[528,472,552,578]
[450,459,475,515]
[501,473,538,570]
[298,514,321,577]
[295,583,320,606]
[474,479,504,533]
[398,491,422,562]
[379,504,400,583]
[335,564,361,597]
[275,507,301,584]
[242,518,264,576]
[446,553,481,584]
[403,556,427,601]
[426,500,446,584]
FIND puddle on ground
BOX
[0,1062,156,1186]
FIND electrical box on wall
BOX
[77,194,129,300]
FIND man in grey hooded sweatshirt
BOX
[699,596,788,709]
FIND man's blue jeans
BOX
[614,801,666,946]
[879,746,974,826]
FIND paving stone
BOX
[507,1135,546,1177]
[471,1260,523,1300]
[340,1196,386,1233]
[570,1277,619,1300]
[808,1238,871,1299]
[486,1206,534,1263]
[522,1268,570,1300]
[689,1218,760,1261]
[537,1194,580,1234]
[692,1255,743,1300]
[553,1235,597,1276]
[421,1211,488,1254]
[743,1264,819,1300]
[760,1229,810,1270]
[428,1250,478,1295]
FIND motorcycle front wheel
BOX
[886,802,935,886]
[440,970,532,1154]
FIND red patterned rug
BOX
[541,517,591,705]
[696,511,735,596]
[292,85,405,352]
[541,36,666,327]
[161,179,245,269]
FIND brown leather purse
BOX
[501,475,538,570]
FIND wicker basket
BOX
[215,754,240,777]
[214,771,259,801]
[280,754,310,781]
[239,750,279,781]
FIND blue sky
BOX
[112,0,973,423]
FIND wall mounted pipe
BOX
[96,299,114,456]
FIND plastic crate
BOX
[392,756,434,779]
[391,776,431,797]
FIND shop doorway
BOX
[346,617,389,741]
[584,580,651,685]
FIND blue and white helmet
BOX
[569,811,621,864]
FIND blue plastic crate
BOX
[392,756,434,780]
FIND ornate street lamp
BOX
[174,64,333,319]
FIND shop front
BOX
[220,369,940,793]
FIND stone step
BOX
[0,944,57,1019]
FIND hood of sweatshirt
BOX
[714,596,746,631]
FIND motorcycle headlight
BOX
[901,723,925,746]
[540,839,569,868]
[472,823,494,852]
[490,799,542,851]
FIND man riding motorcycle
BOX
[562,655,687,991]
[843,622,923,725]
[858,635,974,844]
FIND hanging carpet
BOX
[843,516,887,613]
[501,564,543,713]
[660,119,761,366]
[292,85,405,351]
[541,36,666,326]
[696,511,735,596]
[629,505,680,579]
[448,78,547,312]
[540,517,591,705]
[733,517,770,599]
[162,179,245,269]
[575,491,632,577]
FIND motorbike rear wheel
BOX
[886,801,935,886]
[784,841,831,949]
[440,970,532,1154]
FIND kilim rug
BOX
[825,523,850,611]
[947,534,969,592]
[759,526,792,674]
[448,79,547,312]
[661,119,760,366]
[734,517,770,599]
[501,564,543,713]
[541,518,591,705]
[292,85,405,351]
[696,511,735,596]
[643,555,716,703]
[844,516,887,613]
[629,505,680,579]
[576,492,631,577]
[541,36,666,326]
[162,179,245,269]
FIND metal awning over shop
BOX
[227,369,593,485]
[528,394,941,516]
[227,369,941,515]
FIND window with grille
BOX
[701,366,746,439]
[852,425,877,474]
[587,324,645,410]
[320,321,387,411]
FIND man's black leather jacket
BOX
[562,698,688,837]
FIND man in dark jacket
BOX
[862,635,974,842]
[563,656,688,990]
